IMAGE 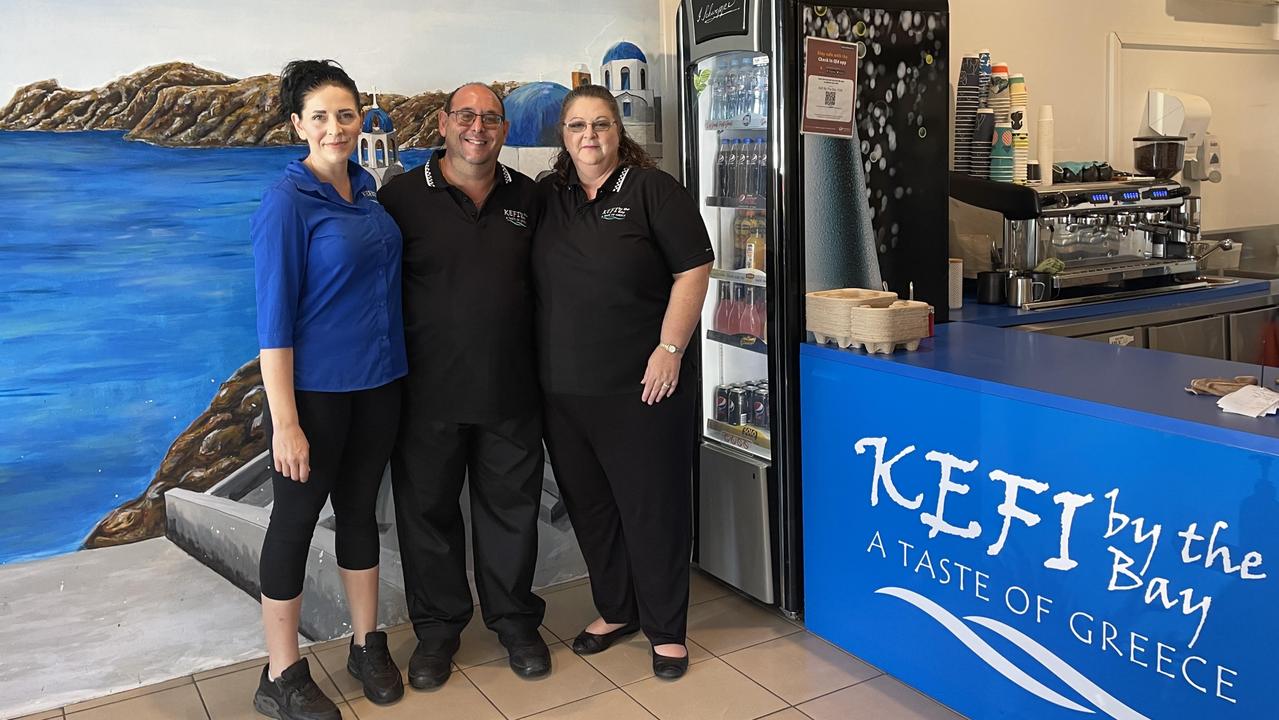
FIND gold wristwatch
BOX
[659,342,683,355]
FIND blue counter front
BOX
[800,326,1279,720]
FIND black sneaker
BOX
[347,631,404,705]
[253,657,342,720]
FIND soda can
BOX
[729,388,747,426]
[752,388,770,428]
[714,385,732,423]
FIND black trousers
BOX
[390,411,546,645]
[260,380,401,601]
[543,389,694,646]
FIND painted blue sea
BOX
[0,131,430,565]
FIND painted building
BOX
[600,41,663,157]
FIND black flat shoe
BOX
[408,637,459,690]
[570,623,641,655]
[651,647,689,680]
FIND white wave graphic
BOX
[875,587,1093,714]
[964,616,1150,720]
[878,586,1153,720]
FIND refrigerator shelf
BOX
[705,196,766,209]
[707,329,768,354]
[706,419,772,453]
[706,117,769,131]
[711,268,767,287]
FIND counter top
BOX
[803,322,1279,454]
[950,277,1272,327]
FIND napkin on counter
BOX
[1217,385,1279,418]
[1186,376,1259,397]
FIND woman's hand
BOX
[641,348,683,405]
[272,423,311,482]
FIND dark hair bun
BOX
[278,59,360,118]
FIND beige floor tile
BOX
[15,710,63,720]
[580,633,713,687]
[538,581,599,643]
[63,676,193,713]
[346,673,501,720]
[688,569,731,606]
[722,633,880,704]
[65,684,207,720]
[797,675,963,720]
[462,642,614,719]
[685,595,801,656]
[759,709,809,719]
[197,661,343,719]
[623,657,786,720]
[521,688,654,720]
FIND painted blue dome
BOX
[362,107,394,133]
[504,81,570,148]
[602,41,647,65]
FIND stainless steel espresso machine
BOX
[950,173,1231,309]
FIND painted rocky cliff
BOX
[0,61,519,149]
[83,358,267,548]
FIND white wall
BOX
[948,0,1279,232]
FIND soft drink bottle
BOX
[754,63,769,117]
[743,287,765,338]
[715,139,730,198]
[754,138,768,198]
[710,60,727,121]
[735,139,751,198]
[713,282,732,333]
[724,139,739,197]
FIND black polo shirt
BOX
[533,165,714,396]
[378,150,539,422]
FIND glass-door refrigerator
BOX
[677,0,951,618]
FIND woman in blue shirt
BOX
[250,60,407,719]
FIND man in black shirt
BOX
[378,83,548,687]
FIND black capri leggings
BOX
[259,380,401,601]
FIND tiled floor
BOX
[17,571,964,720]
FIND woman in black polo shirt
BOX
[533,84,713,679]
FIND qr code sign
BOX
[824,91,836,106]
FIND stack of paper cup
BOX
[954,55,981,174]
[978,50,992,108]
[971,109,995,179]
[989,63,1010,125]
[1038,105,1055,187]
[1009,75,1029,184]
[949,258,964,310]
[991,122,1015,182]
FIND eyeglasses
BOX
[563,119,616,133]
[446,110,505,128]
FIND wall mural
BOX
[0,2,664,715]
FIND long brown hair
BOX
[551,84,656,184]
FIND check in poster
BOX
[802,36,858,138]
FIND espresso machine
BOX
[950,173,1230,309]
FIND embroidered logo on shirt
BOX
[601,206,631,221]
[360,189,379,201]
[504,209,529,228]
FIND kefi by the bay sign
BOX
[801,349,1279,720]
[691,0,748,44]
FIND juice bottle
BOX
[712,281,733,333]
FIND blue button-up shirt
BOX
[251,159,407,392]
